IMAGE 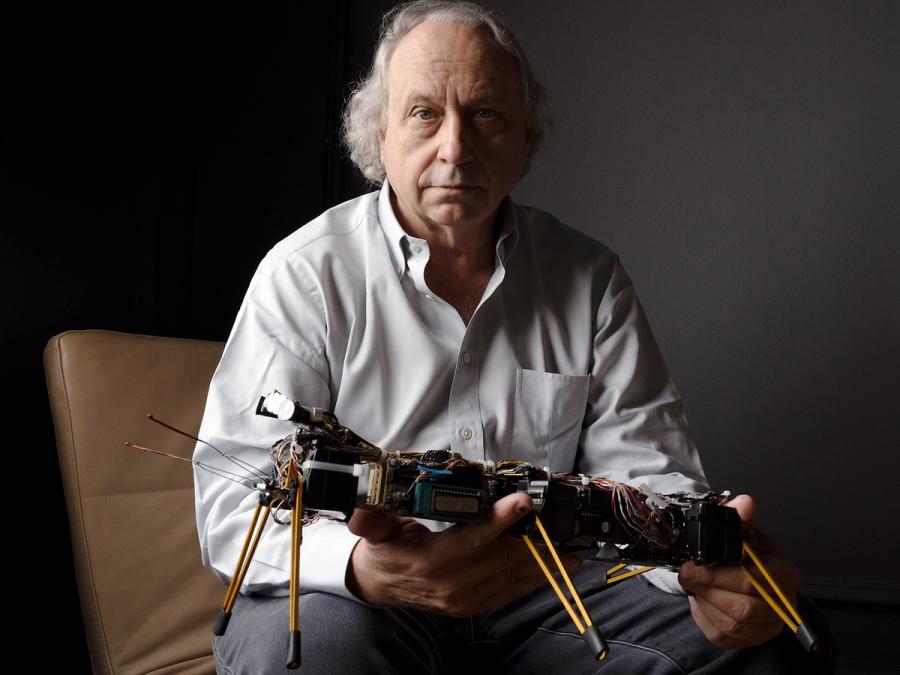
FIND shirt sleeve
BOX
[192,251,361,599]
[577,256,708,595]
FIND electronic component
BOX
[257,390,742,567]
[205,391,819,668]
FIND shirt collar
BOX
[376,179,520,279]
[377,180,411,278]
[494,197,519,265]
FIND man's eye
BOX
[414,109,436,120]
[476,109,497,119]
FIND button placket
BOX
[448,332,485,458]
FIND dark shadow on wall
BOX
[480,0,900,670]
[6,1,392,667]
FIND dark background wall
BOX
[6,1,390,669]
[6,1,897,672]
[482,1,899,671]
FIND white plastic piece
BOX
[301,459,362,475]
[261,390,296,421]
[274,398,297,421]
[642,568,687,595]
[579,473,590,486]
[594,542,618,560]
[639,483,668,510]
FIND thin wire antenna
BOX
[146,413,269,480]
[124,441,256,489]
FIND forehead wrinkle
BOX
[395,20,496,66]
[396,74,502,110]
[386,21,521,108]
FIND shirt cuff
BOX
[297,519,364,602]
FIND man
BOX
[196,2,825,672]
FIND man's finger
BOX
[686,581,779,628]
[348,506,416,543]
[455,537,582,594]
[679,561,757,595]
[725,493,757,526]
[687,596,780,649]
[473,570,549,614]
[473,549,585,615]
[435,493,533,555]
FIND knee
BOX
[301,592,386,653]
[214,592,400,674]
[213,595,296,674]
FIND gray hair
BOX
[341,0,547,184]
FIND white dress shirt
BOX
[193,181,708,600]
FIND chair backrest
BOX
[45,330,225,675]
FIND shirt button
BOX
[461,427,473,440]
[424,293,433,300]
[410,244,422,254]
[462,352,471,364]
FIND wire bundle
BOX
[562,476,680,548]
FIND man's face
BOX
[380,21,531,235]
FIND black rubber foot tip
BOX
[583,625,609,661]
[286,630,301,670]
[796,622,820,654]
[212,609,231,636]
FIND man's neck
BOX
[416,225,497,324]
[388,188,506,325]
[389,189,500,274]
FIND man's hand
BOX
[345,493,583,617]
[678,494,800,649]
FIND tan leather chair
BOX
[45,330,225,675]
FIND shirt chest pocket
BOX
[512,368,591,472]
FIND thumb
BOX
[725,493,757,526]
[436,492,533,555]
[347,506,410,543]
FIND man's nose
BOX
[436,114,474,165]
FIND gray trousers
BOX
[213,558,834,674]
